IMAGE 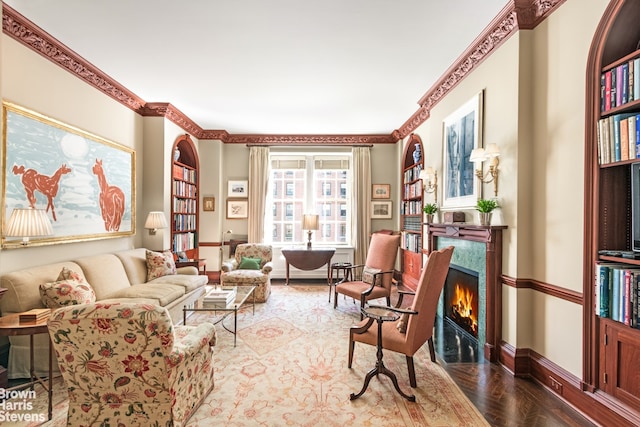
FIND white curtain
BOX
[248,146,270,242]
[352,146,371,265]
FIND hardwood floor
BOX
[433,317,597,427]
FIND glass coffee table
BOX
[183,285,256,346]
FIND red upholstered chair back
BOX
[364,233,401,292]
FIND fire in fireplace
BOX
[444,265,479,338]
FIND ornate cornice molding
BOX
[2,3,146,113]
[223,134,395,145]
[3,0,565,145]
[396,0,565,138]
[140,102,204,137]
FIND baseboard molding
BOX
[499,341,640,426]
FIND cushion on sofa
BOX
[149,274,208,292]
[40,268,96,308]
[73,254,133,300]
[103,283,185,306]
[146,250,177,281]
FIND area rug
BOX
[11,285,488,426]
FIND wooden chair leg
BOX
[406,355,417,388]
[348,335,355,368]
[334,289,338,309]
[428,337,436,363]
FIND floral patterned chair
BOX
[47,302,216,427]
[220,243,273,302]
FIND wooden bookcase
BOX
[400,133,424,290]
[171,134,199,259]
[585,1,640,422]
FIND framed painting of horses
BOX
[1,102,135,248]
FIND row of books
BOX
[402,215,422,232]
[401,231,421,253]
[173,213,197,231]
[600,57,640,112]
[403,181,422,199]
[172,164,196,183]
[173,181,197,198]
[401,200,423,215]
[403,164,422,183]
[596,113,640,164]
[172,231,196,252]
[173,198,197,214]
[18,308,51,323]
[594,263,640,328]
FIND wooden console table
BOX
[281,247,335,285]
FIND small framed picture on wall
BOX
[227,198,248,219]
[372,184,391,199]
[228,180,248,197]
[203,197,215,212]
[371,201,393,219]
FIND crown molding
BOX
[3,0,564,144]
[396,0,565,138]
[2,3,146,113]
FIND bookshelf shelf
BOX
[171,134,199,258]
[586,1,640,422]
[400,133,424,290]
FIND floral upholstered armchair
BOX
[221,243,273,302]
[48,302,216,427]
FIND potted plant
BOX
[475,199,499,226]
[423,203,438,223]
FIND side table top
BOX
[0,312,49,336]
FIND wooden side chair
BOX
[348,245,454,388]
[334,233,401,318]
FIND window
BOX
[265,152,351,245]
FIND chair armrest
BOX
[221,259,238,273]
[395,285,416,308]
[368,303,418,316]
[176,266,199,275]
[166,323,216,367]
[261,261,273,274]
[361,270,395,296]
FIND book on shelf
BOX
[18,308,51,323]
[595,262,640,328]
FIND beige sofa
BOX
[0,248,208,379]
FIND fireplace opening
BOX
[444,264,479,339]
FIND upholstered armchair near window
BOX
[348,246,454,388]
[48,302,216,427]
[221,243,273,302]
[334,232,401,318]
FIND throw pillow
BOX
[397,313,409,333]
[238,256,262,270]
[362,266,382,286]
[146,249,177,281]
[40,269,96,308]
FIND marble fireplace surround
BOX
[427,223,507,363]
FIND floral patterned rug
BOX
[10,284,488,426]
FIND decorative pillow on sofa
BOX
[40,268,96,308]
[146,250,177,281]
[362,266,382,286]
[238,256,262,270]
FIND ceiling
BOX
[4,0,509,136]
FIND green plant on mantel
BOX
[476,199,499,213]
[423,203,438,215]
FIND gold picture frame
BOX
[203,196,215,212]
[226,198,248,219]
[2,101,135,248]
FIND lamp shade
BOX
[5,208,53,244]
[144,211,168,230]
[484,143,500,157]
[469,148,487,163]
[302,214,319,230]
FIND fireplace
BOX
[444,264,479,339]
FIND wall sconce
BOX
[418,167,438,204]
[302,214,320,249]
[144,211,168,235]
[5,207,53,245]
[470,143,500,196]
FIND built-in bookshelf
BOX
[400,133,424,290]
[171,134,199,258]
[586,1,640,422]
